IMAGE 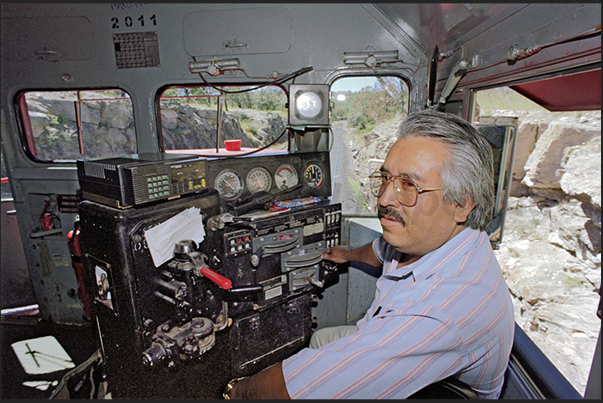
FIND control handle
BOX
[183,247,233,290]
[196,265,232,290]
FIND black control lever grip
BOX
[227,192,273,216]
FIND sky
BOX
[331,77,377,93]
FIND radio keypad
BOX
[147,175,170,199]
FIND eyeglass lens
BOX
[370,173,416,206]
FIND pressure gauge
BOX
[214,169,243,200]
[246,167,272,193]
[274,164,299,190]
[304,162,324,188]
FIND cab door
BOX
[1,89,136,324]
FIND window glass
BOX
[20,90,136,161]
[159,85,288,152]
[1,149,12,200]
[329,76,409,215]
[474,86,601,395]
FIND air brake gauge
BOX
[246,167,272,193]
[304,162,324,188]
[214,169,243,200]
[274,164,299,190]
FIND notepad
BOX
[11,335,75,374]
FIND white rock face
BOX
[488,111,600,395]
[513,121,540,180]
[495,196,600,395]
[560,136,601,208]
[522,121,600,189]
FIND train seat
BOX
[407,376,479,399]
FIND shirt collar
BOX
[384,227,480,280]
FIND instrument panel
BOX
[205,151,332,213]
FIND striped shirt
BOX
[282,228,515,399]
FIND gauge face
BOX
[214,169,243,200]
[274,164,299,190]
[304,163,324,188]
[246,167,272,194]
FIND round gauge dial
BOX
[304,162,324,188]
[274,164,299,191]
[214,169,243,200]
[246,167,272,194]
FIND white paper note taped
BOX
[144,207,206,267]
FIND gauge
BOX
[304,162,324,188]
[214,169,243,200]
[274,164,299,190]
[246,167,272,194]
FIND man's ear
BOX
[454,197,475,224]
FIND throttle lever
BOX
[197,265,232,290]
[188,251,232,290]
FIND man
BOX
[224,109,515,399]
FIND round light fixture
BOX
[288,84,330,126]
[295,91,323,118]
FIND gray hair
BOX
[396,109,495,230]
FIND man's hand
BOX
[322,242,382,268]
[228,362,291,399]
[321,245,349,263]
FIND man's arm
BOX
[227,243,381,399]
[228,362,290,399]
[322,242,382,268]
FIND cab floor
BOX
[1,311,99,399]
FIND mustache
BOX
[378,205,405,225]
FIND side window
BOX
[1,149,11,200]
[474,87,601,395]
[329,76,409,214]
[159,85,288,152]
[19,90,136,161]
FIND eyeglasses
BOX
[368,171,445,207]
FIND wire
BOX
[182,65,315,158]
[327,127,334,152]
[197,66,314,94]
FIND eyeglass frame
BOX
[368,171,445,207]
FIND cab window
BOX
[159,85,288,153]
[18,90,136,161]
[329,76,409,215]
[473,85,601,396]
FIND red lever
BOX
[198,266,232,290]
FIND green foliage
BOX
[161,85,287,113]
[240,121,258,136]
[475,87,548,115]
[57,114,70,125]
[331,77,408,133]
[100,90,129,98]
